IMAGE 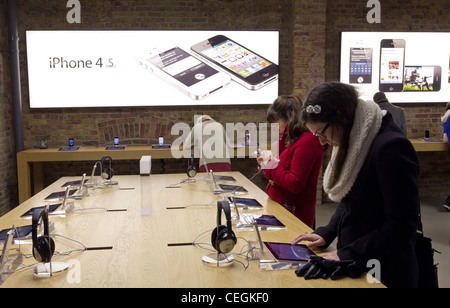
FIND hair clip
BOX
[305,105,322,114]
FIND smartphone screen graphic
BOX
[404,66,441,91]
[349,48,372,84]
[140,46,231,100]
[191,35,279,90]
[202,40,272,79]
[148,47,219,88]
[69,138,74,147]
[114,137,119,145]
[379,39,405,92]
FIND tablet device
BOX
[254,215,285,228]
[59,147,79,151]
[61,179,88,188]
[219,184,248,193]
[263,242,315,263]
[151,144,171,149]
[231,197,263,208]
[44,189,77,201]
[214,175,236,182]
[20,204,62,218]
[106,146,125,150]
[0,225,33,241]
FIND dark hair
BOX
[446,102,450,112]
[373,91,388,104]
[301,82,359,186]
[266,95,306,146]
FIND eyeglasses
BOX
[313,124,329,139]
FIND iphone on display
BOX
[404,65,441,92]
[114,137,119,146]
[191,35,279,91]
[379,39,406,92]
[349,47,372,84]
[138,47,231,101]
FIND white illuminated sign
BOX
[341,32,450,103]
[26,30,279,108]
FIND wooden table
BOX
[16,145,258,203]
[1,172,383,288]
[409,139,447,152]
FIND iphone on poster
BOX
[137,46,231,101]
[190,34,279,91]
[379,39,406,92]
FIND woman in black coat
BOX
[293,82,419,288]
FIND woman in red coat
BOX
[257,95,325,228]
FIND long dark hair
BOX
[301,82,359,186]
[267,95,307,146]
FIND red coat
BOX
[261,130,325,228]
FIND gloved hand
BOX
[295,255,363,280]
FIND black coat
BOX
[315,113,420,288]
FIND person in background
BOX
[373,91,408,136]
[184,115,232,172]
[441,102,450,211]
[293,82,420,288]
[256,95,325,228]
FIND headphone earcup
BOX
[212,225,237,253]
[101,168,114,180]
[187,154,197,178]
[211,225,227,252]
[33,236,55,263]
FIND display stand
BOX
[52,185,75,217]
[202,253,234,267]
[33,262,69,278]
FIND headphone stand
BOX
[202,252,234,267]
[102,179,119,186]
[33,261,69,278]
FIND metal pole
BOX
[7,0,24,152]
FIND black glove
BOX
[295,255,363,280]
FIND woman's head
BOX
[301,82,360,186]
[301,81,359,147]
[267,95,306,146]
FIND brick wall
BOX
[0,1,19,216]
[0,0,449,215]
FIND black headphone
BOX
[211,200,237,254]
[101,155,115,180]
[187,153,197,178]
[32,208,55,263]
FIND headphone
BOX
[187,154,197,178]
[100,155,115,180]
[211,200,237,254]
[32,208,55,263]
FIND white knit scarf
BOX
[323,99,385,202]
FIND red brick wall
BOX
[0,1,19,215]
[0,0,449,215]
